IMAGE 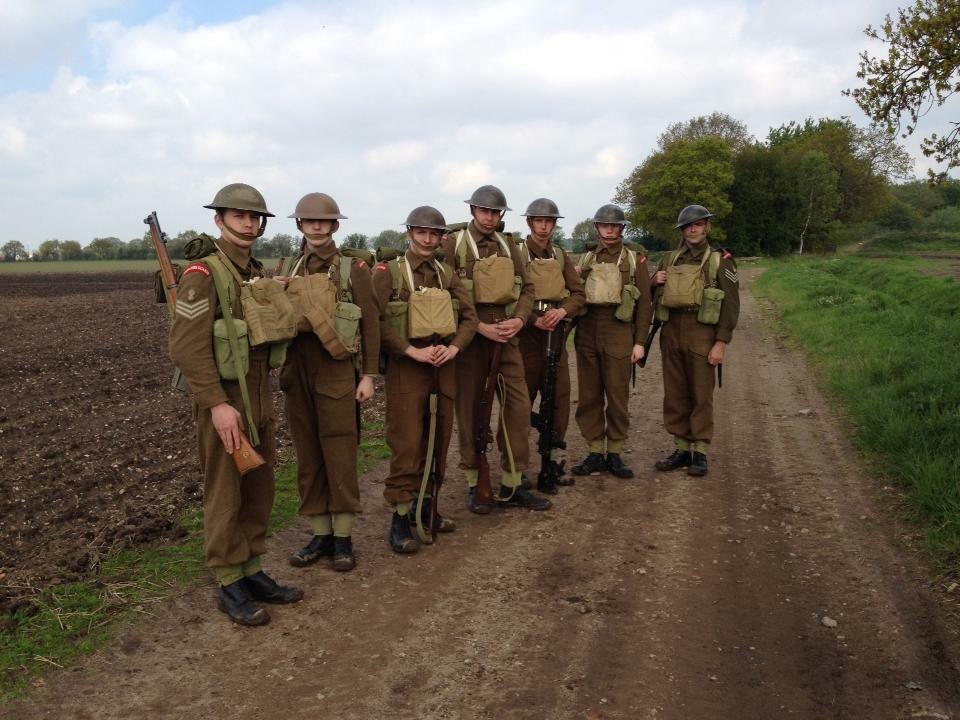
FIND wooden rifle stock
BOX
[532,319,572,493]
[144,211,178,310]
[427,351,442,539]
[473,342,503,505]
[638,318,662,369]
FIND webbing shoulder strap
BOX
[398,255,450,292]
[520,242,564,266]
[203,255,259,448]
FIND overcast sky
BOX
[0,0,953,250]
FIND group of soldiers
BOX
[167,182,739,626]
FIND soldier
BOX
[277,193,380,571]
[373,207,478,552]
[169,183,303,627]
[517,199,585,492]
[441,185,552,514]
[571,204,652,479]
[650,204,739,476]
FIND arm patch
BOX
[375,263,388,272]
[182,263,211,277]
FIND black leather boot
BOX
[409,497,456,533]
[244,571,304,604]
[536,471,559,495]
[390,513,419,554]
[687,452,708,477]
[332,537,356,572]
[606,453,634,479]
[498,485,552,511]
[572,452,607,475]
[289,534,335,567]
[655,449,692,471]
[217,579,270,626]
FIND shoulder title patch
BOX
[375,263,388,271]
[723,251,733,260]
[639,255,647,264]
[182,263,210,277]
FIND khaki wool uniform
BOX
[169,241,276,577]
[575,242,653,451]
[656,242,739,447]
[373,250,478,506]
[518,238,585,445]
[279,243,380,520]
[440,222,536,482]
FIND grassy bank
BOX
[754,257,960,568]
[0,431,389,701]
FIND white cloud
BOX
[0,0,951,248]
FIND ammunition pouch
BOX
[240,278,297,346]
[409,288,456,339]
[333,301,362,355]
[697,287,724,325]
[213,318,250,380]
[614,284,641,323]
[384,300,409,340]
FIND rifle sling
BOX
[206,254,260,448]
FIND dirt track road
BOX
[7,270,960,720]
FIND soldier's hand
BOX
[478,322,507,343]
[356,375,375,402]
[653,270,667,286]
[541,308,566,329]
[272,275,290,288]
[434,344,460,366]
[405,345,435,364]
[498,318,523,339]
[211,403,243,454]
[708,340,726,366]
[631,344,645,364]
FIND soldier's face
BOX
[596,223,623,245]
[301,219,337,248]
[215,209,262,248]
[682,219,710,245]
[408,227,443,258]
[472,206,502,234]
[527,217,556,242]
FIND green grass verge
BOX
[863,230,960,254]
[753,256,960,568]
[0,426,389,701]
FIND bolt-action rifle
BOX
[473,342,504,507]
[531,318,573,494]
[145,211,264,476]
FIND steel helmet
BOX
[522,198,563,218]
[591,204,628,225]
[675,205,715,229]
[203,183,274,217]
[288,192,348,220]
[404,206,448,231]
[465,185,511,212]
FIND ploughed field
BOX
[0,273,309,613]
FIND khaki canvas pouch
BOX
[697,287,725,325]
[305,305,352,360]
[213,318,249,380]
[287,273,336,327]
[333,301,362,355]
[472,255,517,304]
[409,288,456,338]
[528,258,567,301]
[585,262,623,305]
[384,300,409,339]
[240,278,297,346]
[614,284,641,322]
[662,264,705,309]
